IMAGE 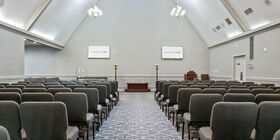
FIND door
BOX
[233,55,246,81]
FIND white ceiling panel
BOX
[227,0,280,30]
[30,0,96,45]
[0,0,47,29]
[175,0,244,46]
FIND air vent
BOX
[265,0,272,6]
[244,8,254,15]
[0,0,4,8]
[212,28,217,32]
[225,18,232,25]
[216,25,221,30]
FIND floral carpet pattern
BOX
[95,92,181,140]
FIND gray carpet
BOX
[94,92,181,140]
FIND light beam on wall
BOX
[0,15,24,29]
[250,21,271,30]
[227,31,242,38]
[30,30,55,41]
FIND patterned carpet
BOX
[95,92,181,140]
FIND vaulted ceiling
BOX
[0,0,279,47]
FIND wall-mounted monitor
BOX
[161,46,183,59]
[88,46,110,59]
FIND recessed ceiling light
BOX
[33,41,37,44]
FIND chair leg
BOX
[87,125,89,140]
[172,112,175,126]
[182,121,185,139]
[188,125,191,140]
[92,122,95,140]
[176,113,179,131]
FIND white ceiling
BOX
[0,0,279,47]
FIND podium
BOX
[184,71,197,81]
[125,83,151,92]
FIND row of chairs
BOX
[154,80,280,140]
[0,81,119,140]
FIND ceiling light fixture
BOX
[171,5,186,18]
[88,5,103,18]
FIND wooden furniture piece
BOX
[125,83,151,92]
[201,74,210,81]
[184,71,197,81]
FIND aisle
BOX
[95,92,181,140]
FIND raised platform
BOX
[125,83,151,92]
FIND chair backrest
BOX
[0,88,22,95]
[255,94,280,104]
[0,83,9,87]
[275,89,280,94]
[242,82,255,85]
[251,88,274,96]
[158,81,168,94]
[23,88,48,93]
[210,85,228,90]
[45,85,64,89]
[227,88,251,93]
[273,129,280,140]
[177,88,202,113]
[254,102,280,140]
[162,83,178,99]
[87,85,107,104]
[210,102,258,140]
[189,85,208,89]
[65,85,86,90]
[44,81,61,85]
[20,102,68,140]
[73,88,99,113]
[189,94,222,125]
[60,81,77,86]
[6,85,25,90]
[0,126,10,140]
[0,92,21,104]
[168,85,188,105]
[215,81,227,84]
[249,86,266,90]
[229,85,248,88]
[109,81,118,94]
[95,82,112,98]
[25,85,45,88]
[0,101,22,140]
[260,83,275,87]
[22,93,54,102]
[47,88,72,95]
[269,86,280,91]
[223,93,255,102]
[202,88,227,96]
[54,92,88,125]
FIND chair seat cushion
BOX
[86,113,94,126]
[97,105,102,111]
[199,127,212,140]
[66,126,79,140]
[183,113,190,124]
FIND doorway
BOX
[233,55,246,81]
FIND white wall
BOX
[25,0,209,88]
[0,28,25,81]
[210,25,280,84]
